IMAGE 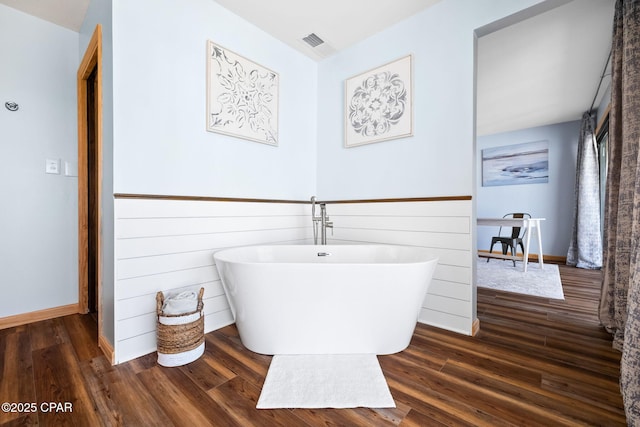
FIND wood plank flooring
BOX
[0,265,626,426]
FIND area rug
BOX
[256,354,395,409]
[477,258,565,300]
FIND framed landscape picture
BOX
[482,140,549,186]
[206,41,279,145]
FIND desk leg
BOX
[523,222,531,273]
[536,220,544,269]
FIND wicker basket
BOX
[156,287,205,367]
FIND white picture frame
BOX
[206,41,279,145]
[344,55,413,147]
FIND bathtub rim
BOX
[213,244,439,266]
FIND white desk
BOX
[477,217,545,272]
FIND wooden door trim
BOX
[77,25,103,341]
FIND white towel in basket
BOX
[162,291,199,315]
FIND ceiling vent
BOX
[302,33,325,48]
[299,32,337,60]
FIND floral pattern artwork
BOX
[345,55,412,147]
[207,41,278,145]
[348,72,407,137]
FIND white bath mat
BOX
[477,258,564,300]
[256,354,395,409]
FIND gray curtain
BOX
[567,112,602,269]
[598,0,640,423]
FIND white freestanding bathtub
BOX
[213,245,438,355]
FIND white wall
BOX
[114,198,310,363]
[113,197,473,363]
[327,200,475,334]
[0,5,79,317]
[111,0,318,200]
[476,120,580,257]
[316,0,546,200]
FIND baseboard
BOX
[99,334,115,365]
[471,318,480,336]
[477,250,566,264]
[0,303,80,330]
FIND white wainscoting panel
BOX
[114,198,311,363]
[325,199,475,335]
[114,197,475,364]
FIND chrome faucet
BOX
[311,196,333,245]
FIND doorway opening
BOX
[78,25,103,341]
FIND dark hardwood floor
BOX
[0,265,626,426]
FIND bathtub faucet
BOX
[311,196,333,245]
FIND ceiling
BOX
[211,0,442,60]
[0,0,89,32]
[476,0,614,136]
[1,0,615,136]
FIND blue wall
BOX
[0,4,79,318]
[476,120,580,257]
[111,0,318,200]
[316,0,546,200]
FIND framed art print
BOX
[206,41,279,145]
[482,140,549,186]
[345,55,413,147]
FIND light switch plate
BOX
[45,158,60,174]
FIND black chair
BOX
[487,213,531,267]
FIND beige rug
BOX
[256,354,395,409]
[477,258,564,300]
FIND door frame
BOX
[77,25,103,339]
